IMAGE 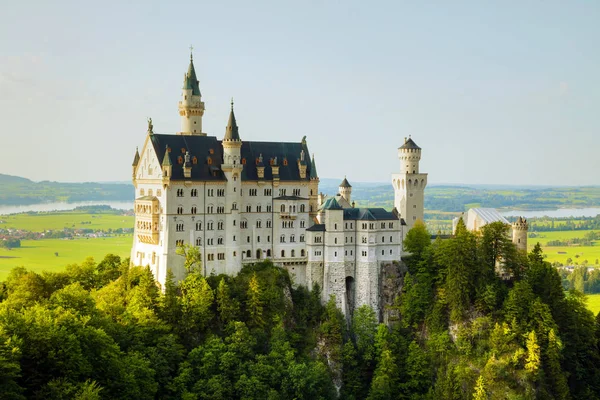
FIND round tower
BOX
[339,176,352,204]
[512,216,528,252]
[178,51,206,135]
[399,136,421,174]
[392,136,427,231]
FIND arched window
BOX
[246,250,251,258]
[281,250,285,257]
[280,204,285,212]
[301,249,305,257]
[207,157,213,165]
[291,249,295,257]
[266,249,271,257]
[300,204,305,212]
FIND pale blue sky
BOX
[0,1,598,185]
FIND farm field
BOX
[529,230,600,265]
[586,293,600,316]
[0,236,133,280]
[0,211,134,232]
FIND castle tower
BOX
[512,216,528,252]
[308,154,320,222]
[178,51,206,136]
[339,177,352,204]
[221,100,243,274]
[392,136,427,231]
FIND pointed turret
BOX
[132,147,140,179]
[224,99,241,141]
[310,154,318,179]
[339,176,352,204]
[222,99,243,169]
[183,53,201,96]
[162,146,172,184]
[132,147,140,167]
[178,50,206,136]
[162,147,172,167]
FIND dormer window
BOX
[241,158,246,165]
[192,156,198,164]
[283,158,288,166]
[207,158,213,165]
[177,156,183,164]
[209,148,214,155]
[181,148,186,154]
[167,147,172,153]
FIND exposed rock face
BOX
[379,260,408,326]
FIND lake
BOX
[0,201,134,215]
[501,208,600,219]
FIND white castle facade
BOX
[131,54,427,317]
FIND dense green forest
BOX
[1,222,600,399]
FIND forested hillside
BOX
[1,223,600,399]
[0,174,132,205]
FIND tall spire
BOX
[162,146,172,166]
[310,154,318,179]
[183,48,201,96]
[132,147,140,167]
[224,99,240,141]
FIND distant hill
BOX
[0,174,133,206]
[0,173,33,184]
[2,172,599,212]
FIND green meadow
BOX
[0,211,134,232]
[529,230,600,265]
[586,293,600,316]
[0,236,133,280]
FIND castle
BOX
[131,53,427,317]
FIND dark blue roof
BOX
[150,134,316,182]
[343,208,397,221]
[307,224,325,232]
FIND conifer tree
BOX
[525,331,540,376]
[473,375,487,400]
[159,268,180,326]
[216,278,239,325]
[246,272,264,328]
[545,329,570,400]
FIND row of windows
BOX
[280,204,306,213]
[139,189,162,197]
[279,234,305,243]
[169,187,314,199]
[174,243,308,260]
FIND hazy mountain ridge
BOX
[2,173,600,212]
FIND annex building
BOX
[131,53,427,317]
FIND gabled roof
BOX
[320,197,343,210]
[343,207,397,221]
[399,137,421,150]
